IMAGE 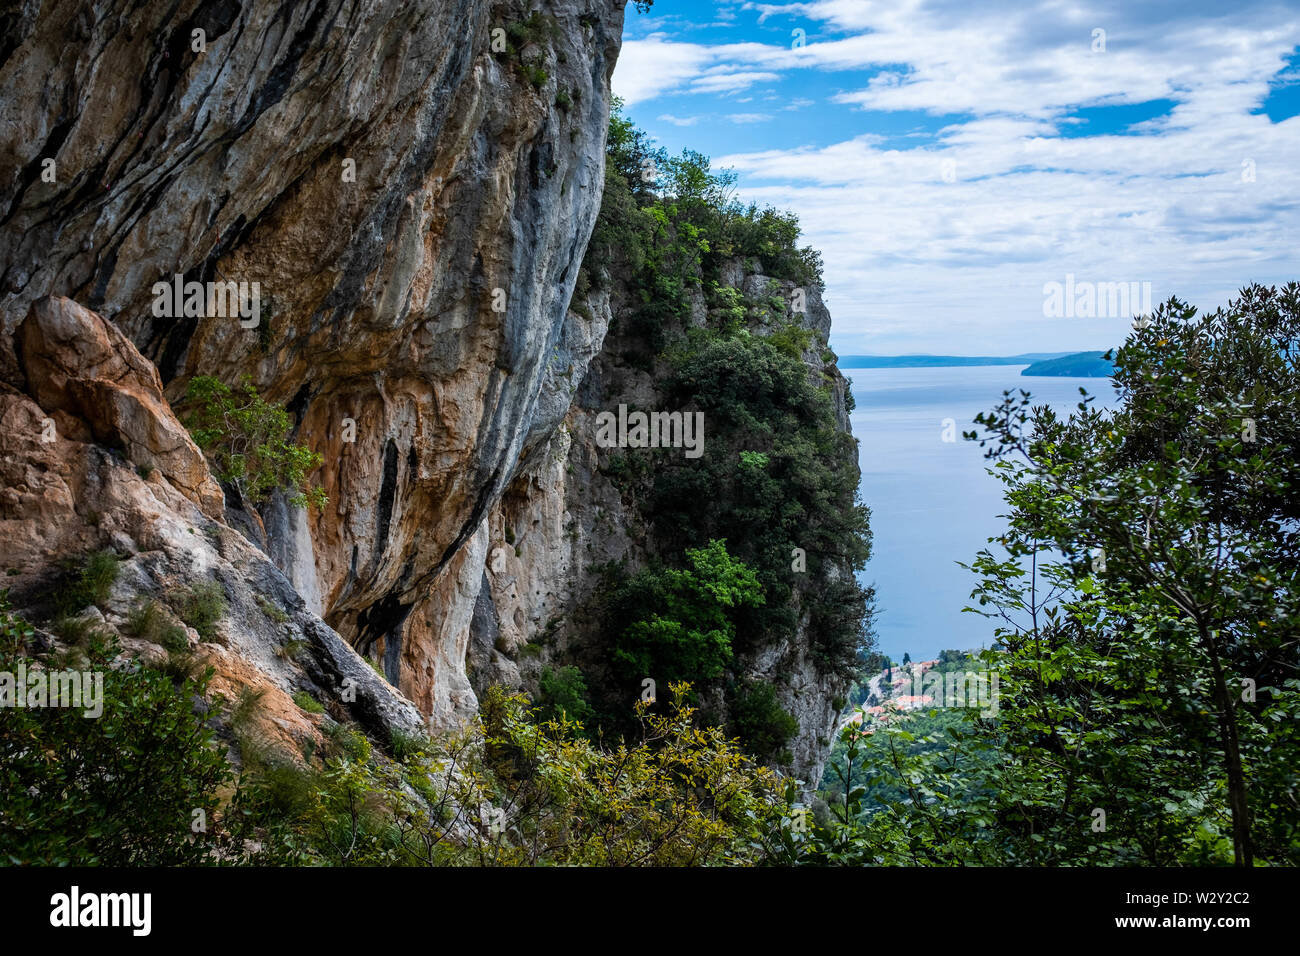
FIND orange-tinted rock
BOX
[16,296,224,518]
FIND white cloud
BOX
[615,37,717,104]
[693,69,782,95]
[616,0,1300,352]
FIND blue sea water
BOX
[848,365,1120,663]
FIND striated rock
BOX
[15,295,224,518]
[1,0,628,723]
[0,360,425,750]
[0,0,852,786]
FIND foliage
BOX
[791,283,1300,867]
[182,375,327,508]
[652,335,874,677]
[175,580,227,642]
[608,540,764,683]
[292,691,325,714]
[0,616,232,865]
[54,550,120,616]
[126,598,190,653]
[730,680,799,762]
[535,664,594,727]
[570,105,874,757]
[237,683,784,866]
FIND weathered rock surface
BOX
[15,295,224,518]
[0,298,425,748]
[1,0,855,786]
[1,0,627,723]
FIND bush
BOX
[127,598,190,653]
[650,334,874,677]
[609,539,763,683]
[292,690,325,714]
[176,580,227,641]
[388,727,434,761]
[182,375,327,508]
[0,624,233,865]
[240,682,785,866]
[54,550,120,616]
[256,594,289,624]
[731,680,800,761]
[535,665,594,727]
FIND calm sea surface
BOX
[848,365,1119,662]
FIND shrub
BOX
[127,598,189,653]
[0,591,34,652]
[182,375,327,508]
[276,637,307,661]
[0,629,233,865]
[54,550,120,616]
[535,665,594,726]
[609,539,763,683]
[388,727,434,761]
[730,680,799,761]
[241,682,784,867]
[292,690,325,714]
[176,580,227,641]
[256,594,288,624]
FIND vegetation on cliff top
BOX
[559,103,875,762]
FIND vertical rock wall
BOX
[1,0,627,723]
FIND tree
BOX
[957,283,1300,865]
[182,375,327,508]
[610,539,764,683]
[535,665,594,728]
[801,283,1300,867]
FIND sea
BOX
[848,364,1120,663]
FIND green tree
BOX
[183,375,327,508]
[610,539,764,683]
[535,664,594,727]
[964,285,1300,865]
[798,283,1300,867]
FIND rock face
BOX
[1,0,856,786]
[0,297,424,752]
[472,261,860,786]
[15,295,224,518]
[1,0,627,724]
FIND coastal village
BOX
[840,658,943,735]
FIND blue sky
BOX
[615,0,1300,354]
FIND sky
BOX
[614,0,1300,355]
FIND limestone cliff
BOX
[1,0,864,789]
[2,296,425,756]
[1,0,627,727]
